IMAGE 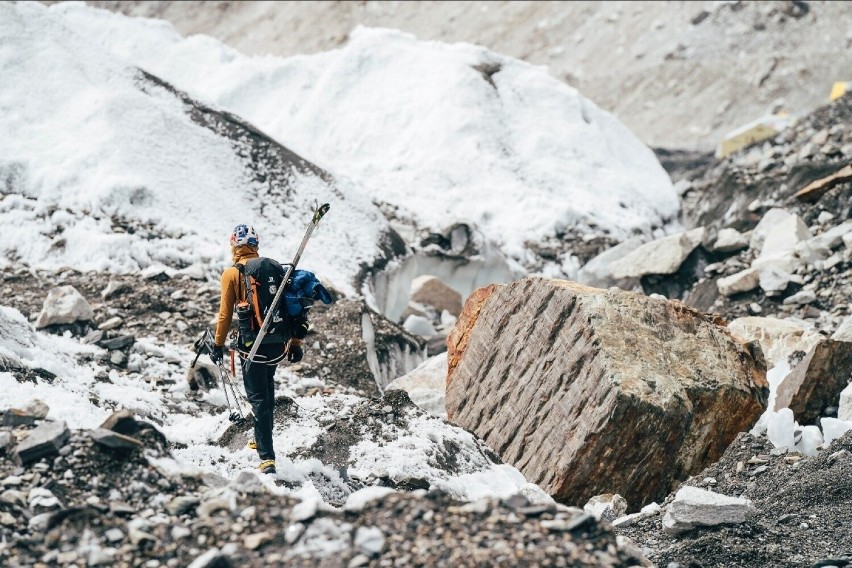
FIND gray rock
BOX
[773,340,852,424]
[284,523,305,544]
[102,280,131,300]
[104,528,125,542]
[15,420,69,465]
[99,409,138,434]
[98,316,123,331]
[23,399,49,419]
[165,495,200,516]
[583,493,627,521]
[712,228,749,254]
[662,486,756,534]
[231,471,265,494]
[782,290,816,306]
[2,409,37,427]
[831,316,852,342]
[96,335,135,351]
[187,548,229,568]
[291,498,319,522]
[577,236,643,289]
[354,525,385,557]
[0,431,12,452]
[90,429,143,450]
[28,487,60,510]
[243,531,271,550]
[87,546,115,566]
[198,488,237,518]
[609,228,706,279]
[717,268,760,296]
[35,285,94,328]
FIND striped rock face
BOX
[446,278,768,508]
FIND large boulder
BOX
[409,275,463,317]
[35,285,94,328]
[726,317,850,424]
[773,340,852,423]
[576,236,643,289]
[609,228,706,279]
[446,278,768,508]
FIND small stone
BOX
[98,316,123,331]
[90,429,143,450]
[15,420,69,465]
[166,496,200,516]
[97,335,135,351]
[284,523,305,544]
[110,351,128,366]
[129,528,157,545]
[354,526,385,557]
[2,409,37,427]
[23,399,49,419]
[291,498,318,522]
[748,303,763,314]
[102,280,131,300]
[104,528,125,543]
[749,465,768,477]
[171,526,192,540]
[56,551,78,564]
[0,512,16,526]
[348,554,370,568]
[36,285,94,328]
[783,290,817,306]
[243,531,271,550]
[2,476,22,487]
[109,501,135,516]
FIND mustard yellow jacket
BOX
[214,246,258,346]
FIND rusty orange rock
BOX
[445,278,768,509]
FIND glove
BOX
[292,316,310,339]
[287,340,304,363]
[211,345,224,364]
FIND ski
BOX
[245,202,330,370]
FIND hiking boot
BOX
[247,440,257,450]
[258,460,276,475]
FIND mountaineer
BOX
[211,224,326,475]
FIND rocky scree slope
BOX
[617,430,852,567]
[596,94,852,339]
[0,412,639,567]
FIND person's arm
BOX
[215,267,237,346]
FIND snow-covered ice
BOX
[52,2,680,264]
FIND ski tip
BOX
[314,203,330,222]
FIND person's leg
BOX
[265,364,276,453]
[242,360,274,461]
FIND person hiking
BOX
[211,224,309,476]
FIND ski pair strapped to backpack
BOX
[245,203,330,371]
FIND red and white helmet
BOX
[230,224,259,248]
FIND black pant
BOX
[242,359,277,461]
